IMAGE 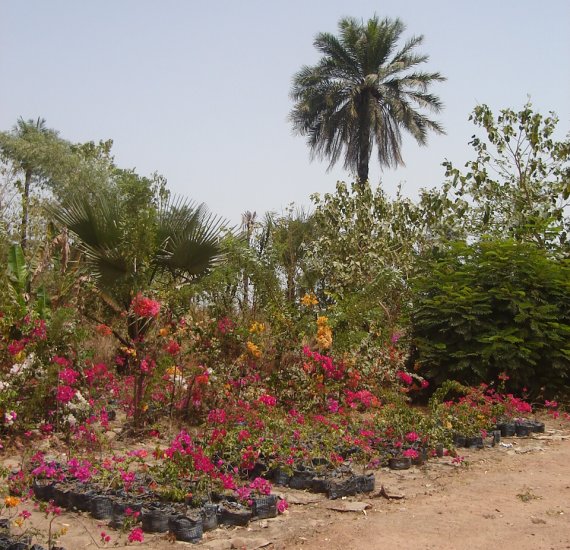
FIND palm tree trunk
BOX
[356,93,371,189]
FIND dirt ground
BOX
[4,420,569,550]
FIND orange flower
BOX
[301,293,318,307]
[96,324,112,336]
[4,496,20,508]
[246,341,262,358]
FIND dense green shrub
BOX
[412,239,570,396]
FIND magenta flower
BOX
[127,527,144,543]
[56,385,76,404]
[402,449,419,459]
[58,368,79,385]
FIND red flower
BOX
[397,371,413,385]
[165,340,181,356]
[7,340,26,356]
[131,294,161,318]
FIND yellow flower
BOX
[249,322,266,334]
[159,327,170,337]
[301,293,318,307]
[316,315,328,326]
[246,341,262,358]
[4,496,20,508]
[166,366,183,377]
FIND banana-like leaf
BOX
[7,244,29,295]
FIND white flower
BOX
[3,411,17,426]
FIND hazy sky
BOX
[1,1,569,225]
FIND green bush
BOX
[412,239,570,396]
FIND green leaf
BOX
[7,244,29,295]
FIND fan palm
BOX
[53,193,227,314]
[290,15,445,186]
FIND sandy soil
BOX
[4,421,569,550]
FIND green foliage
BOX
[441,101,570,249]
[306,181,423,350]
[290,15,445,183]
[413,239,570,395]
[6,244,28,307]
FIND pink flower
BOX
[327,398,340,413]
[391,332,402,344]
[127,527,144,543]
[217,317,235,334]
[277,499,289,513]
[402,449,419,459]
[207,409,227,424]
[131,294,161,318]
[56,385,76,403]
[421,380,429,389]
[52,356,72,368]
[405,431,419,443]
[58,368,79,385]
[258,394,277,407]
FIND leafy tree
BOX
[413,239,570,396]
[290,15,445,186]
[442,102,570,249]
[304,180,427,353]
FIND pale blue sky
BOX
[1,1,569,224]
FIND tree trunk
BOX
[356,92,371,190]
[20,169,32,252]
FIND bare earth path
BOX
[5,422,569,550]
[271,425,570,550]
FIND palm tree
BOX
[290,15,445,186]
[0,117,59,251]
[53,193,226,317]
